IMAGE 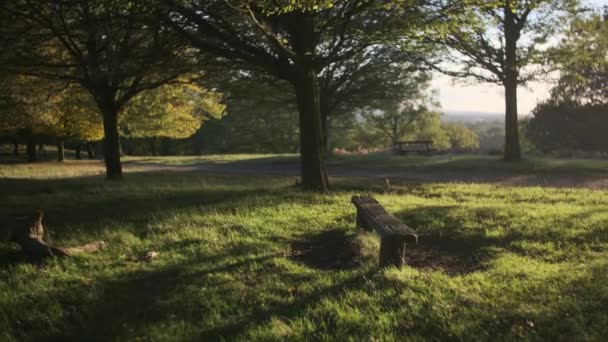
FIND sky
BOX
[435,0,608,115]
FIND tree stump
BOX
[11,212,106,260]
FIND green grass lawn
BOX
[0,161,607,340]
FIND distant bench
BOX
[351,196,417,268]
[393,140,437,156]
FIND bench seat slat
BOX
[352,196,417,242]
[352,196,418,268]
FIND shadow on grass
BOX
[290,229,359,270]
[10,243,377,341]
[197,268,379,340]
[394,205,528,274]
[0,172,287,239]
[392,204,608,274]
[11,247,608,341]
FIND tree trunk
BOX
[503,78,521,161]
[38,143,45,156]
[75,145,82,160]
[87,142,95,159]
[503,4,521,161]
[26,137,36,162]
[56,139,65,162]
[294,67,329,191]
[13,140,18,156]
[292,15,328,191]
[101,106,123,180]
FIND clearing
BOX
[0,155,607,340]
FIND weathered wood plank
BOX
[351,196,417,242]
[351,196,417,268]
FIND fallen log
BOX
[11,211,106,260]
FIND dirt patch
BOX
[406,236,494,275]
[290,230,359,270]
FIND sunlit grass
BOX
[123,153,299,165]
[0,158,607,340]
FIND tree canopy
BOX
[121,81,225,140]
[1,0,195,178]
[165,0,442,190]
[527,11,608,154]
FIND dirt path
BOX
[123,159,608,189]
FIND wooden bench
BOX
[393,140,437,156]
[351,196,417,268]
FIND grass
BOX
[1,159,608,340]
[124,154,298,166]
[133,153,608,175]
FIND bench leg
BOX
[379,236,406,268]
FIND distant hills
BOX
[442,111,504,123]
[442,111,533,123]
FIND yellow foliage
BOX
[120,81,225,139]
[1,76,103,141]
[2,75,223,142]
[52,86,104,141]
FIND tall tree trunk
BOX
[13,140,18,156]
[26,137,36,162]
[86,142,95,159]
[38,143,45,156]
[294,67,328,191]
[56,139,65,162]
[101,106,123,180]
[503,78,521,161]
[291,14,328,191]
[503,3,521,161]
[75,144,82,160]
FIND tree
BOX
[191,74,301,154]
[200,44,431,155]
[318,46,432,154]
[0,75,59,162]
[549,11,608,105]
[120,81,225,155]
[0,75,105,162]
[164,0,435,190]
[443,122,480,151]
[360,72,443,145]
[527,11,608,154]
[50,85,104,161]
[2,1,193,179]
[527,100,608,153]
[438,0,577,161]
